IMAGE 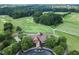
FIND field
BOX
[0,15,53,34]
[0,12,79,51]
[56,31,79,51]
[55,12,79,51]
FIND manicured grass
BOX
[0,15,53,33]
[55,31,79,51]
[56,22,79,36]
[55,12,79,51]
[56,13,79,36]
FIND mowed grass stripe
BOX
[56,12,79,36]
[55,12,79,51]
[0,16,53,33]
[55,31,79,51]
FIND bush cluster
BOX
[45,36,67,55]
[21,36,32,51]
[68,50,79,55]
[2,42,20,55]
[33,13,63,26]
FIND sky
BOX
[0,0,79,4]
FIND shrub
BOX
[68,50,79,55]
[0,38,15,51]
[3,40,11,47]
[2,42,20,55]
[16,26,22,32]
[58,36,67,43]
[0,42,5,51]
[45,36,57,48]
[21,36,32,51]
[0,30,18,43]
[59,42,67,49]
[2,45,13,55]
[16,26,23,39]
[4,23,14,33]
[53,45,65,55]
[57,36,67,49]
[0,34,5,42]
[11,42,20,54]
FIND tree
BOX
[16,26,23,39]
[33,11,42,17]
[57,36,67,49]
[4,23,14,33]
[33,13,63,26]
[45,36,57,48]
[0,34,5,42]
[9,9,35,19]
[33,17,40,23]
[0,36,16,51]
[21,36,32,51]
[53,45,64,55]
[39,14,51,25]
[52,14,63,26]
[2,42,20,55]
[3,23,14,41]
[2,45,13,55]
[9,10,23,19]
[16,26,22,33]
[33,11,42,23]
[11,42,21,54]
[0,42,6,51]
[57,36,67,43]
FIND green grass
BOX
[0,15,53,33]
[0,12,79,52]
[56,13,79,36]
[55,31,79,51]
[55,12,79,51]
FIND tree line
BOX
[0,5,79,19]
